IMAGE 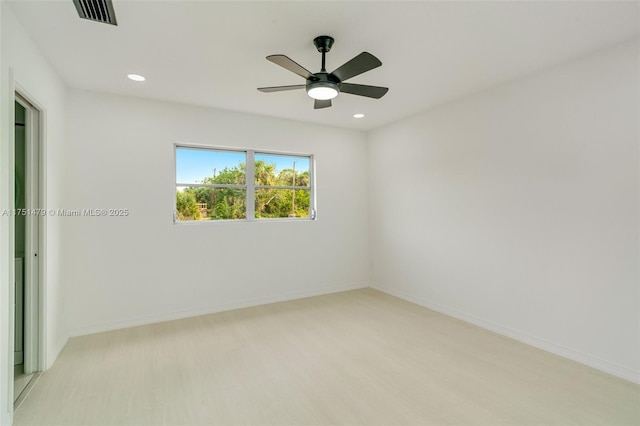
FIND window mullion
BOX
[246,150,255,221]
[177,183,246,189]
[255,185,310,190]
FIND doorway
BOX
[13,94,41,404]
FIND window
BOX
[175,146,314,222]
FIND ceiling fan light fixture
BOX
[307,82,339,100]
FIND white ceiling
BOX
[7,1,640,130]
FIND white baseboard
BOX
[46,335,69,370]
[69,283,367,338]
[372,283,640,385]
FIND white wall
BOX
[368,40,640,383]
[63,90,369,335]
[1,4,69,419]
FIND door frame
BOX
[9,83,47,407]
[0,67,48,416]
[15,90,45,375]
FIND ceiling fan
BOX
[258,36,389,109]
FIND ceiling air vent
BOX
[73,0,117,26]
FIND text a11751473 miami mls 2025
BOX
[1,208,130,217]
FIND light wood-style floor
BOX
[14,289,640,425]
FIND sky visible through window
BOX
[254,153,310,181]
[176,148,309,189]
[176,148,243,184]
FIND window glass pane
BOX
[177,188,246,221]
[175,147,314,223]
[254,154,310,187]
[255,188,310,218]
[176,148,246,185]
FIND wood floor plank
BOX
[13,289,640,425]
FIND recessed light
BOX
[353,113,365,119]
[127,74,146,82]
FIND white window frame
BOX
[174,144,316,223]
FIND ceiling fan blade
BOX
[331,52,382,82]
[340,83,388,99]
[266,55,312,79]
[258,85,305,93]
[314,99,332,109]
